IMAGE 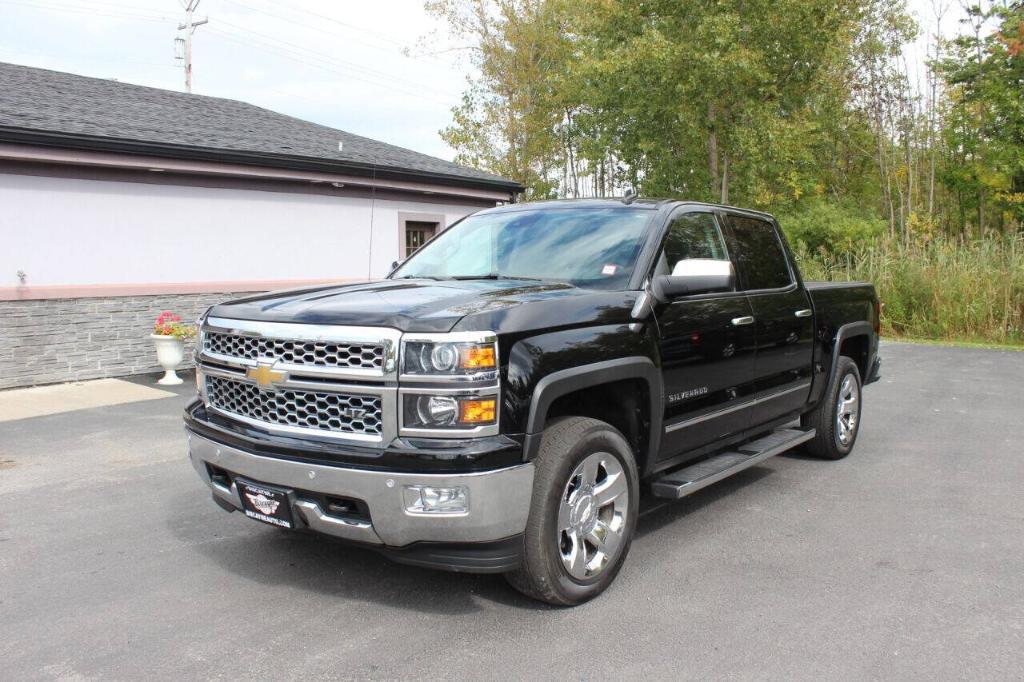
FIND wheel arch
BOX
[808,320,875,410]
[522,357,663,475]
[830,321,874,382]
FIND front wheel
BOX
[506,417,639,606]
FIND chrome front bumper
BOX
[187,431,535,548]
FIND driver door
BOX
[654,209,758,461]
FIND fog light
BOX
[403,485,469,515]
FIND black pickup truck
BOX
[185,198,880,605]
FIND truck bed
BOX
[805,280,878,333]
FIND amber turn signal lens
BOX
[459,398,496,424]
[460,345,496,370]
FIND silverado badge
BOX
[667,386,709,403]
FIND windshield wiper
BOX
[444,274,547,282]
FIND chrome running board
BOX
[650,427,815,499]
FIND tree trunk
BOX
[707,103,719,200]
[720,153,730,205]
[876,121,896,238]
[927,8,941,221]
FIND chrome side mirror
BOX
[652,259,734,301]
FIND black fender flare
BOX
[826,321,876,392]
[521,357,663,464]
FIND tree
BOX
[424,0,575,198]
[567,0,868,205]
[426,0,1021,239]
[939,1,1024,233]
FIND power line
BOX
[206,27,454,106]
[3,0,463,107]
[205,27,457,106]
[0,0,174,23]
[212,16,460,98]
[34,0,173,16]
[216,0,442,63]
[243,0,417,52]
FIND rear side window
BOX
[724,215,793,290]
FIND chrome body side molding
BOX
[664,381,812,433]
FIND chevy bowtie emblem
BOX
[247,362,287,390]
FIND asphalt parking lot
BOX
[1,342,1022,679]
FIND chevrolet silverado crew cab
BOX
[185,198,880,605]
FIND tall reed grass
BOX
[794,235,1024,345]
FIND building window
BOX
[404,221,437,258]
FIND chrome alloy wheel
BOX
[557,451,629,581]
[835,374,860,446]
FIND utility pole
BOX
[176,0,208,93]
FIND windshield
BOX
[391,207,652,289]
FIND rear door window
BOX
[724,215,793,291]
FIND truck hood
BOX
[207,278,633,333]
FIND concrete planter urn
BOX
[150,334,185,385]
[151,311,196,386]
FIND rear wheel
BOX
[801,356,862,460]
[506,417,639,606]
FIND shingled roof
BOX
[0,61,520,192]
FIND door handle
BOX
[794,309,812,318]
[731,316,755,326]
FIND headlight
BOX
[401,334,497,377]
[402,394,497,429]
[399,332,500,437]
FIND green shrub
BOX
[776,201,887,254]
[795,234,1024,345]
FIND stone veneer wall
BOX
[0,291,261,390]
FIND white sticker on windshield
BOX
[602,264,618,276]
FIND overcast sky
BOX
[0,0,470,160]
[0,0,968,164]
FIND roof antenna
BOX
[622,188,638,205]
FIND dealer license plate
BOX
[236,479,294,529]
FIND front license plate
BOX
[237,479,294,529]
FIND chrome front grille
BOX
[198,317,401,443]
[204,331,384,370]
[206,375,383,437]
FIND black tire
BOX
[801,356,863,460]
[506,417,639,606]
